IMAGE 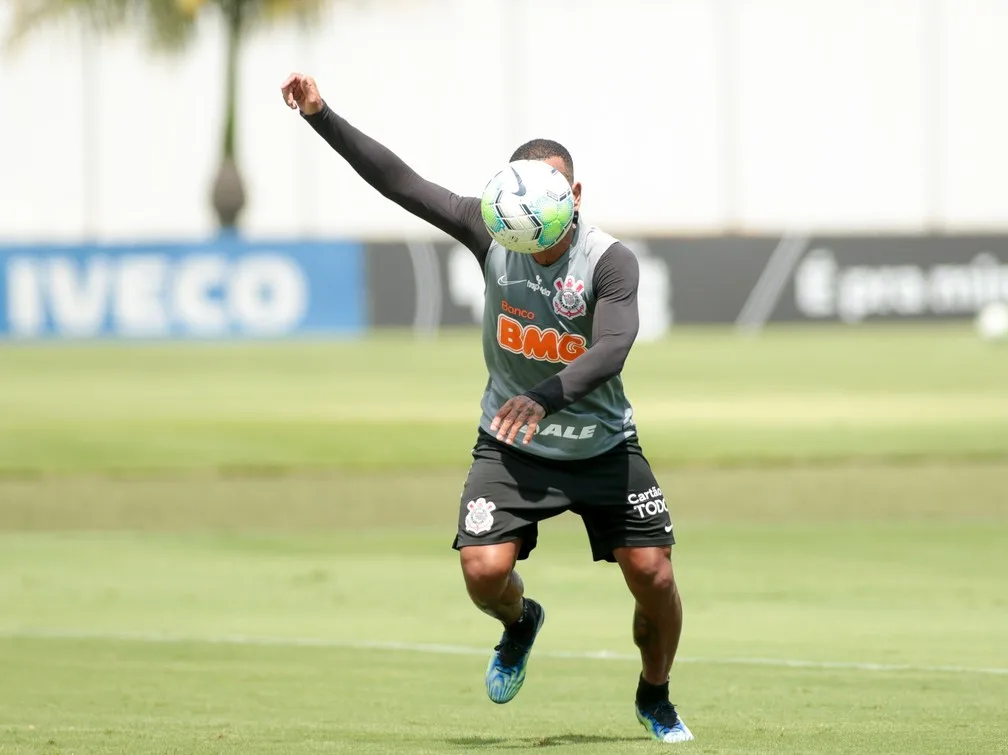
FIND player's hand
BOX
[280,73,324,116]
[491,396,546,446]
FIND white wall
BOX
[1,0,1006,242]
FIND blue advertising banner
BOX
[0,237,364,339]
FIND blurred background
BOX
[1,2,1007,754]
[2,0,1008,336]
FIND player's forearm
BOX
[523,332,635,415]
[302,102,417,199]
[524,242,640,415]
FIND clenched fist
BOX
[281,73,324,116]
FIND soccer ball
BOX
[975,301,1008,341]
[480,160,576,254]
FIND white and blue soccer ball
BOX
[480,159,575,254]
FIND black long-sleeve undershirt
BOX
[523,241,640,415]
[303,103,492,263]
[301,103,640,416]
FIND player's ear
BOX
[572,181,582,212]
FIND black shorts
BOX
[452,430,675,563]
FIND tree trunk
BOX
[210,0,245,230]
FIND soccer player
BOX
[281,72,694,744]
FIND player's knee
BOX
[459,544,515,597]
[618,546,675,596]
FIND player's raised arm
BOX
[527,242,640,415]
[281,72,491,262]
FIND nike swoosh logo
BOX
[510,166,527,197]
[497,274,528,286]
[664,522,673,533]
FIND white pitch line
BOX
[3,629,1007,677]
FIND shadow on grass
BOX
[446,733,644,749]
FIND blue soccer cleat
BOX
[636,700,695,743]
[485,598,545,704]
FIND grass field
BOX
[1,325,1007,754]
[2,325,1008,473]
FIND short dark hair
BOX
[510,138,574,185]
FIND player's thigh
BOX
[574,445,675,563]
[452,435,569,562]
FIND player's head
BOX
[510,138,582,219]
[510,139,574,184]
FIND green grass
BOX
[2,464,1007,753]
[2,326,1007,753]
[2,325,1007,474]
[2,638,1005,754]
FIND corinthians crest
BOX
[464,497,496,535]
[553,275,587,319]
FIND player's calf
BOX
[615,546,693,742]
[460,542,524,625]
[615,546,682,683]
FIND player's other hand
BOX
[491,396,546,446]
[281,73,323,115]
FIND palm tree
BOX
[6,0,328,231]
